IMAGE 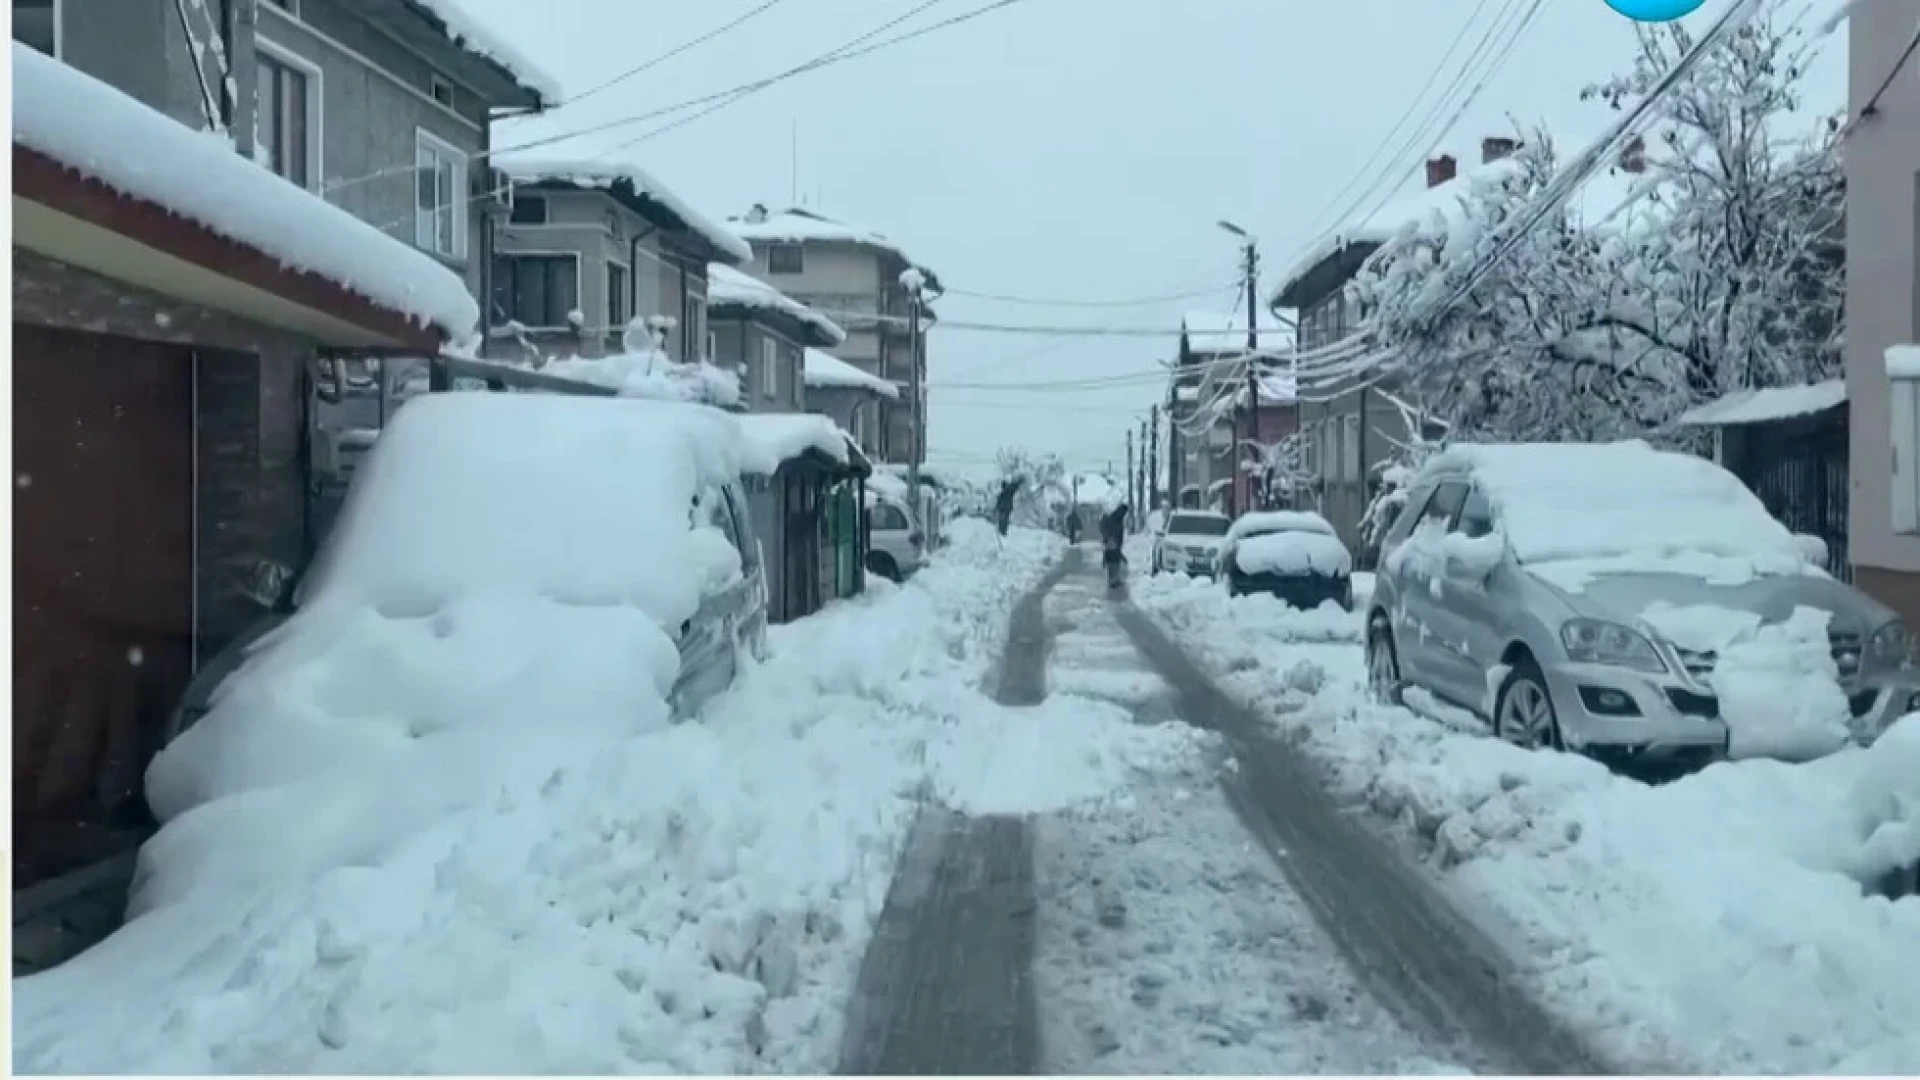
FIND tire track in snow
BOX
[835,550,1078,1075]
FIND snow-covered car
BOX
[165,393,770,745]
[1151,510,1232,575]
[1367,441,1920,767]
[865,492,926,582]
[1218,510,1354,609]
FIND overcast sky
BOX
[461,0,1846,482]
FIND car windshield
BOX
[1167,515,1230,536]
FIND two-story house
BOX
[729,205,939,465]
[707,263,847,413]
[487,157,752,364]
[1847,0,1920,626]
[10,2,513,957]
[1170,312,1294,514]
[1272,138,1522,550]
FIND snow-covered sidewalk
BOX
[1134,573,1920,1074]
[12,521,1061,1074]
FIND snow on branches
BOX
[1352,0,1842,446]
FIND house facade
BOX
[707,263,846,413]
[730,206,938,464]
[11,40,476,964]
[1846,0,1920,625]
[805,348,900,452]
[487,161,751,364]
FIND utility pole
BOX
[902,269,926,514]
[1148,404,1160,513]
[1126,428,1135,523]
[1137,418,1148,516]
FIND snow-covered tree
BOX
[993,447,1069,529]
[1240,431,1313,509]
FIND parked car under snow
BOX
[1218,510,1355,609]
[1367,441,1920,768]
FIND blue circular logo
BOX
[1604,0,1706,20]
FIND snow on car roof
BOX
[707,264,847,346]
[735,413,854,474]
[1421,441,1805,570]
[1227,510,1337,542]
[301,393,746,628]
[11,43,479,342]
[494,156,750,264]
[804,349,900,399]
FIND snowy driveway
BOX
[1133,572,1920,1074]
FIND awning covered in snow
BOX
[1676,380,1846,428]
[10,44,475,350]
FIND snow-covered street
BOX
[1134,571,1920,1074]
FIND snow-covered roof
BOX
[804,349,899,399]
[707,264,847,347]
[496,156,750,263]
[729,206,935,281]
[404,0,561,107]
[1273,155,1526,304]
[11,43,479,342]
[1181,310,1294,356]
[1420,440,1807,573]
[735,413,857,475]
[1676,380,1846,427]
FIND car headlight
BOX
[1560,618,1667,673]
[1868,622,1914,670]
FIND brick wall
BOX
[13,250,314,657]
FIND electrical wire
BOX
[940,279,1241,308]
[564,0,792,106]
[1839,17,1920,140]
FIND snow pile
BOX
[735,413,853,475]
[803,348,898,399]
[492,156,750,263]
[12,43,478,342]
[1698,607,1854,761]
[1136,574,1920,1075]
[926,695,1211,816]
[541,350,743,408]
[707,264,846,346]
[1421,441,1811,585]
[13,500,1063,1073]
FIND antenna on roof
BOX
[790,118,798,205]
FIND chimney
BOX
[1481,136,1519,164]
[745,203,769,224]
[1619,135,1648,174]
[1425,154,1457,188]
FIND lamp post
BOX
[1218,220,1259,513]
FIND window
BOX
[872,502,910,531]
[256,45,319,189]
[509,194,548,225]
[1417,481,1468,530]
[683,294,707,361]
[14,0,57,55]
[429,74,454,108]
[607,262,630,329]
[1455,488,1495,539]
[1341,414,1361,482]
[767,243,804,274]
[490,254,577,328]
[414,130,469,260]
[262,0,297,10]
[760,338,779,397]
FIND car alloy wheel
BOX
[1495,664,1564,751]
[1366,623,1401,705]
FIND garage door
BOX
[14,324,194,888]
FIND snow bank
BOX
[1136,575,1920,1075]
[803,348,898,399]
[539,350,743,407]
[708,264,846,346]
[13,514,1065,1073]
[926,695,1211,816]
[1702,607,1854,761]
[12,43,478,342]
[1422,441,1809,580]
[735,414,852,475]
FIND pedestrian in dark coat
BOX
[994,478,1022,536]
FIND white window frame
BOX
[1893,353,1920,534]
[761,338,779,397]
[605,259,630,329]
[264,0,299,14]
[1341,414,1362,482]
[414,129,470,262]
[254,37,324,192]
[767,242,804,275]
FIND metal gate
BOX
[1738,418,1850,581]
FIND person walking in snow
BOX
[1100,503,1130,587]
[1066,510,1081,544]
[994,478,1022,537]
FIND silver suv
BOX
[1366,446,1920,765]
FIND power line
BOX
[564,0,792,106]
[941,279,1240,308]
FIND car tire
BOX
[866,551,902,583]
[1493,657,1565,751]
[1366,618,1402,706]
